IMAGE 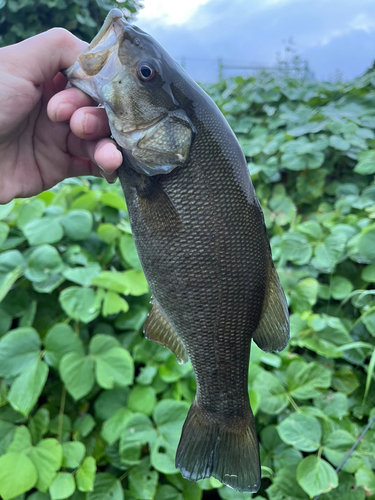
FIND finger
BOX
[4,28,87,84]
[47,87,96,122]
[67,134,123,174]
[67,156,118,184]
[69,107,112,140]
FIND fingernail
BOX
[83,113,101,136]
[55,102,76,121]
[99,170,117,184]
[94,159,109,174]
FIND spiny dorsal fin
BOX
[252,266,289,352]
[144,299,188,364]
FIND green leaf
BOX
[23,218,63,245]
[72,416,95,443]
[8,360,49,416]
[159,355,192,383]
[329,135,350,151]
[218,485,253,500]
[100,192,127,211]
[0,327,40,378]
[44,323,85,368]
[59,352,95,400]
[127,385,157,416]
[33,274,65,294]
[0,222,9,247]
[87,473,124,500]
[59,286,100,323]
[120,413,157,448]
[61,210,93,240]
[0,266,23,302]
[29,439,63,492]
[153,400,189,449]
[291,278,319,313]
[16,199,45,229]
[287,361,331,399]
[92,271,132,294]
[358,229,375,260]
[63,263,101,287]
[90,335,134,390]
[0,250,26,276]
[331,276,353,300]
[363,348,375,404]
[101,408,133,445]
[354,150,375,175]
[119,234,142,270]
[76,456,96,492]
[102,291,129,316]
[315,392,348,419]
[128,460,158,500]
[0,201,15,220]
[97,223,120,244]
[355,467,375,497]
[0,452,37,500]
[297,456,338,498]
[323,430,361,474]
[7,425,32,453]
[29,408,50,444]
[92,270,148,296]
[49,472,76,500]
[25,245,64,282]
[278,413,321,451]
[151,435,177,474]
[62,441,86,468]
[362,263,375,282]
[122,270,149,296]
[332,367,360,394]
[253,370,289,414]
[94,387,129,421]
[155,485,183,500]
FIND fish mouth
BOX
[63,9,129,102]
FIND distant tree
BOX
[0,0,142,46]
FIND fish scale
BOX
[65,8,289,492]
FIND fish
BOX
[64,9,289,493]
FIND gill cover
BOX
[64,9,195,176]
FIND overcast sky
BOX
[133,0,375,82]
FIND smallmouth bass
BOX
[65,9,289,493]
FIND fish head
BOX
[64,9,195,175]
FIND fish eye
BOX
[137,62,156,82]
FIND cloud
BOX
[135,0,375,81]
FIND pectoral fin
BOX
[144,299,188,364]
[252,266,289,352]
[131,109,194,175]
[135,176,181,234]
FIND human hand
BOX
[0,28,123,204]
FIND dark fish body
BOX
[65,10,289,492]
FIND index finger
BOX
[1,28,87,85]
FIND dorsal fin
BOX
[252,266,289,352]
[144,299,188,364]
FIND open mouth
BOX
[64,9,128,81]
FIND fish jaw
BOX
[63,9,128,104]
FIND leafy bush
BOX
[0,0,141,46]
[0,71,375,500]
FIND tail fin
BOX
[175,401,261,493]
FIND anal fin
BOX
[144,299,188,364]
[252,266,289,352]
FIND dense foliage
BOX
[0,69,375,500]
[0,0,141,46]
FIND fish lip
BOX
[88,8,128,52]
[62,8,128,82]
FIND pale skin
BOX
[0,28,123,204]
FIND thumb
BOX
[2,28,87,85]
